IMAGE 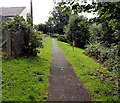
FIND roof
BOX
[0,7,26,16]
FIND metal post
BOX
[72,33,74,51]
[73,46,74,51]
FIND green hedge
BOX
[57,35,67,43]
[51,34,59,38]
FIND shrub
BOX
[23,30,43,56]
[57,35,67,43]
[84,43,119,74]
[51,34,59,38]
[103,45,119,73]
[2,15,43,57]
[85,22,119,74]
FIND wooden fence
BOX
[1,30,24,58]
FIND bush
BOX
[84,43,119,74]
[57,35,67,43]
[85,22,119,74]
[2,15,43,57]
[103,45,119,73]
[23,30,43,56]
[51,34,59,38]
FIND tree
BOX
[45,16,55,34]
[47,2,72,34]
[65,15,90,48]
[68,1,120,46]
[68,1,120,73]
[34,24,48,34]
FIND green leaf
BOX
[87,11,91,13]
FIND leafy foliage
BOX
[2,15,43,57]
[65,15,90,48]
[46,2,72,34]
[69,2,120,46]
[82,2,120,73]
[34,24,48,34]
[64,1,120,73]
[45,16,55,34]
[84,42,119,73]
[50,34,59,38]
[57,35,67,43]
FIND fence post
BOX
[7,31,12,58]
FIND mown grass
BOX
[57,40,119,101]
[2,38,52,101]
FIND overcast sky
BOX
[0,0,96,25]
[0,0,55,24]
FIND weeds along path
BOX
[47,39,91,101]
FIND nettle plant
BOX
[2,15,43,57]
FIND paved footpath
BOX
[47,39,91,101]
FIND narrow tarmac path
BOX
[47,39,91,101]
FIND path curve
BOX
[47,39,91,101]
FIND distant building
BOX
[0,7,27,22]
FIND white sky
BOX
[0,0,55,24]
[0,0,96,25]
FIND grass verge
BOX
[2,38,52,101]
[57,40,118,101]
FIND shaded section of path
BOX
[47,39,91,101]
